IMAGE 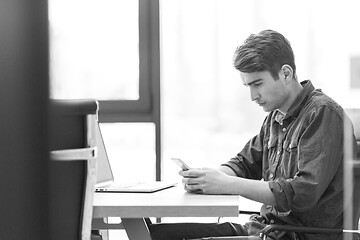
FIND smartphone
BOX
[171,158,190,171]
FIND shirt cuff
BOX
[268,180,294,213]
[220,162,246,177]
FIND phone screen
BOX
[171,158,190,171]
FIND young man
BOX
[147,30,356,240]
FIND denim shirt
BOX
[222,80,357,240]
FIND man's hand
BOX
[179,167,276,206]
[180,168,235,194]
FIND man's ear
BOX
[281,64,293,83]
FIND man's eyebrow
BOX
[243,78,262,86]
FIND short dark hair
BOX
[233,29,296,80]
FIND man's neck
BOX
[278,80,303,114]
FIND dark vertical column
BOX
[146,0,161,181]
[0,1,49,240]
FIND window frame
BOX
[98,0,161,180]
[99,0,159,122]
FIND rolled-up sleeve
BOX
[268,105,344,213]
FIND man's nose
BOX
[250,88,259,102]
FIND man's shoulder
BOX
[306,89,344,116]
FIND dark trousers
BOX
[145,218,250,240]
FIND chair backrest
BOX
[49,99,98,240]
[344,108,360,232]
[345,108,360,156]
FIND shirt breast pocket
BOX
[265,138,278,179]
[282,138,299,177]
[267,137,278,158]
[283,138,298,153]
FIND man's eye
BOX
[254,83,262,87]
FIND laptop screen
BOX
[95,122,114,185]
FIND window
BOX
[49,0,139,101]
[49,0,161,184]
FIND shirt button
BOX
[269,173,274,179]
[282,128,286,132]
[277,150,281,155]
[270,220,275,224]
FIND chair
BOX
[188,108,360,240]
[49,99,99,240]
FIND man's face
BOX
[240,71,290,112]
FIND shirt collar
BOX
[274,80,315,122]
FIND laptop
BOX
[94,122,177,193]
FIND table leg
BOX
[122,218,152,240]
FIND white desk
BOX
[92,186,261,240]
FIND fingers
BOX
[180,168,212,194]
[182,174,202,184]
[184,183,192,191]
[180,168,204,177]
[184,183,203,194]
[181,168,207,186]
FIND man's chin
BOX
[261,105,274,112]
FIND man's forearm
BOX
[218,165,238,176]
[228,176,276,206]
